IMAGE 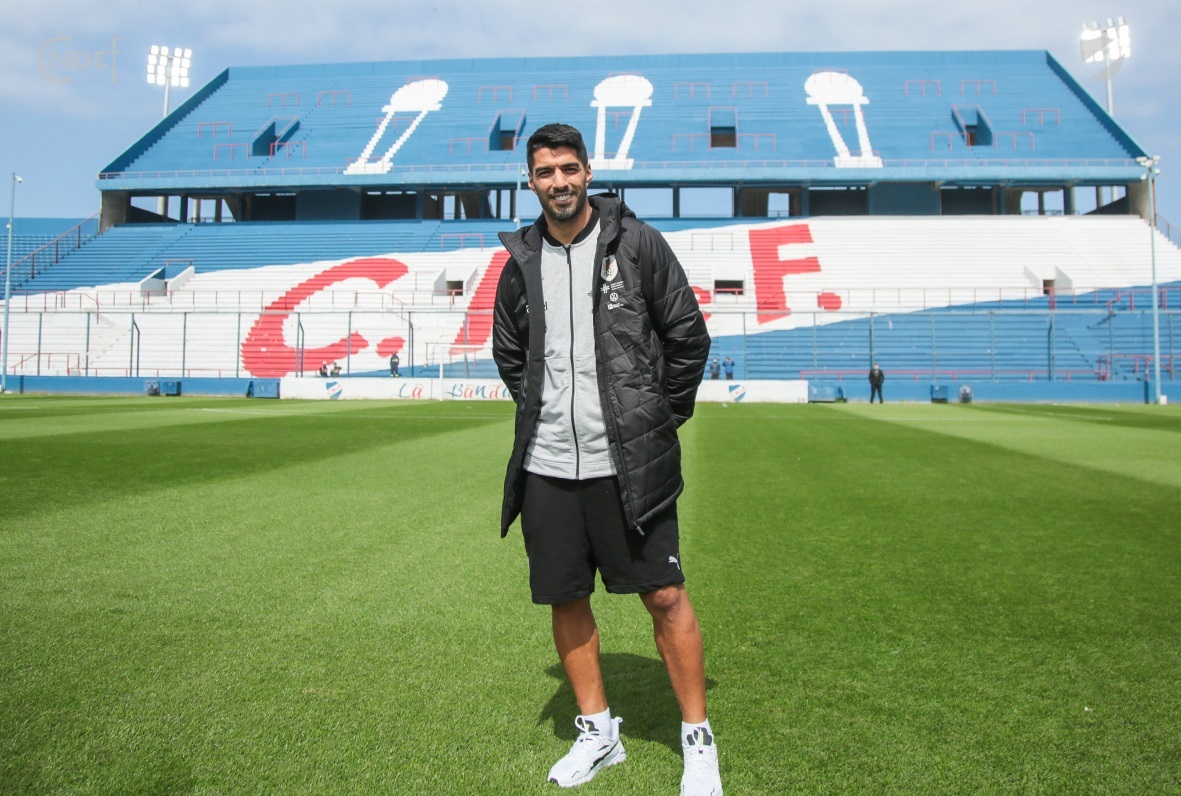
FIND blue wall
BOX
[837,380,1150,403]
[10,375,1156,403]
[14,376,279,398]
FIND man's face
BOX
[528,146,592,224]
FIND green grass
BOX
[1,396,1178,795]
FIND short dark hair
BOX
[526,123,589,172]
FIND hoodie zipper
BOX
[564,244,581,479]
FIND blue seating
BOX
[102,51,1138,188]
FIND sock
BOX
[682,718,714,745]
[583,708,613,739]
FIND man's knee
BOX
[642,584,686,615]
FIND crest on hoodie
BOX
[600,255,619,282]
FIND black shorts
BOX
[520,472,685,605]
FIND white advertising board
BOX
[696,380,809,403]
[281,376,808,404]
[279,377,513,401]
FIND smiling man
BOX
[492,124,720,795]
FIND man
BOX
[722,356,735,380]
[708,358,721,380]
[389,352,400,378]
[493,123,721,795]
[869,362,885,403]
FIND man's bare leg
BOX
[640,584,707,723]
[547,597,627,788]
[551,597,608,714]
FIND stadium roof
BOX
[98,50,1148,195]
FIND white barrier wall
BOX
[696,379,809,403]
[280,376,808,403]
[279,377,514,401]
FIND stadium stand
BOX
[2,50,1177,394]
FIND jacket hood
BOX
[498,193,632,263]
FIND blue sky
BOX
[2,0,1177,225]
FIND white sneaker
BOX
[547,715,626,788]
[681,726,722,796]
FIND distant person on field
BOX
[492,123,720,795]
[389,352,400,378]
[722,356,735,380]
[869,363,885,403]
[708,357,721,380]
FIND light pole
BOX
[3,173,22,394]
[1136,156,1164,404]
[147,46,192,218]
[1081,18,1130,206]
[514,167,527,229]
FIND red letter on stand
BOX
[241,257,409,377]
[748,224,821,324]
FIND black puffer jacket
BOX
[492,194,710,536]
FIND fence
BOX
[2,307,1176,384]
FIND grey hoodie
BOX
[523,213,615,479]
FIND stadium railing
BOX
[2,213,100,289]
[10,283,1179,316]
[1156,215,1181,250]
[1104,287,1181,312]
[1098,354,1178,381]
[798,367,1102,382]
[97,156,1143,182]
[4,307,1175,383]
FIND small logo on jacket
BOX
[668,555,681,570]
[601,256,619,281]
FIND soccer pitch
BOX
[1,396,1178,795]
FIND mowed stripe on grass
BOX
[1,396,1178,794]
[684,402,1180,794]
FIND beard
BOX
[541,186,587,223]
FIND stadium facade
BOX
[3,50,1179,400]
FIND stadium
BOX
[2,25,1180,796]
[2,48,1179,403]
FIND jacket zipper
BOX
[565,245,581,479]
[588,238,641,533]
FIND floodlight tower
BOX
[147,46,192,218]
[3,173,22,394]
[1080,18,1130,207]
[1136,155,1164,404]
[1080,17,1130,116]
